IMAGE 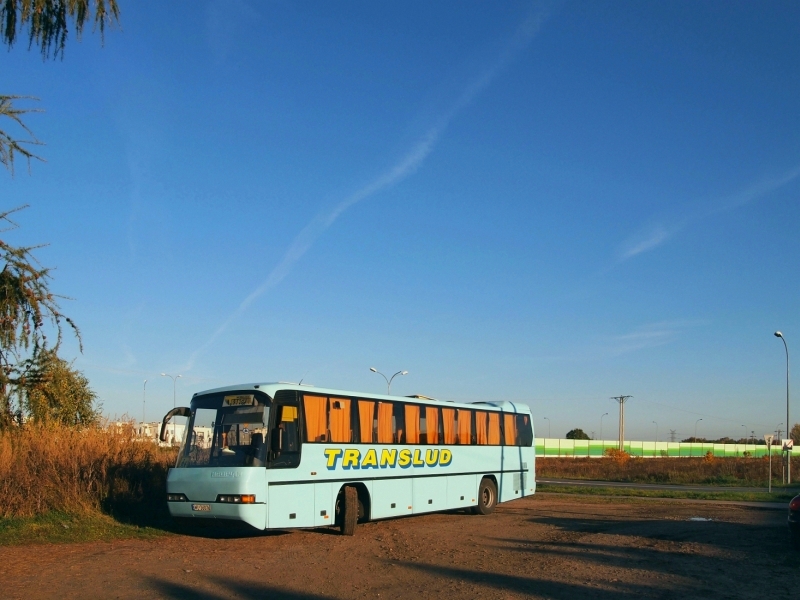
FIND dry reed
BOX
[0,421,176,518]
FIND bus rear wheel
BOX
[339,486,358,536]
[473,477,497,515]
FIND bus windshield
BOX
[177,393,269,468]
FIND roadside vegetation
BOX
[0,421,177,544]
[537,453,799,488]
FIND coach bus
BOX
[161,382,535,535]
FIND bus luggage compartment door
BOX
[268,483,314,528]
[372,477,412,519]
[412,476,446,514]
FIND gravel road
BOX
[1,494,797,599]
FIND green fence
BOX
[534,439,799,458]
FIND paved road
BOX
[537,477,800,495]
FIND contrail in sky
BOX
[183,7,547,371]
[618,163,800,262]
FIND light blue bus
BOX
[161,382,535,535]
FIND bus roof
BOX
[192,382,531,414]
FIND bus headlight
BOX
[216,494,256,504]
[167,493,188,502]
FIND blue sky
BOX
[2,1,799,441]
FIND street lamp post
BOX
[161,373,182,444]
[544,417,551,438]
[652,421,658,443]
[774,332,790,484]
[694,418,702,441]
[600,412,608,440]
[369,367,407,395]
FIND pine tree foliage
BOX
[0,206,82,427]
[0,95,43,175]
[1,0,120,59]
[1,1,120,174]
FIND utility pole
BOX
[611,396,633,451]
[669,429,677,443]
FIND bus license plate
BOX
[192,504,211,512]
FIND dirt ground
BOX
[1,494,797,599]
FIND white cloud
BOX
[603,319,705,357]
[618,224,672,260]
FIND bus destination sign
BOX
[223,394,255,407]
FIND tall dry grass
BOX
[0,421,176,518]
[536,455,799,486]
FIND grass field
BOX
[536,455,797,487]
[0,511,169,546]
[536,484,796,503]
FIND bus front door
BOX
[269,401,301,469]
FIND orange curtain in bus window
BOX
[377,402,394,443]
[358,400,374,443]
[405,405,420,444]
[457,409,472,444]
[303,395,327,442]
[425,407,439,444]
[328,398,351,442]
[488,412,501,445]
[442,408,456,444]
[475,411,488,445]
[504,414,517,446]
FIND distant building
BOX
[135,421,212,448]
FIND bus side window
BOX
[503,414,516,446]
[329,398,351,443]
[377,402,394,443]
[475,411,488,445]
[405,404,420,444]
[442,408,456,444]
[357,400,375,444]
[393,402,405,443]
[424,407,439,444]
[516,414,533,446]
[457,409,472,445]
[302,395,327,442]
[488,412,501,445]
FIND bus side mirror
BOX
[160,407,191,442]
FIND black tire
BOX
[340,486,358,536]
[792,532,800,551]
[474,477,497,515]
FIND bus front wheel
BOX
[473,478,497,515]
[339,486,358,536]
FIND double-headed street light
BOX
[774,331,790,484]
[694,418,702,441]
[369,367,407,395]
[161,373,182,444]
[544,417,551,438]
